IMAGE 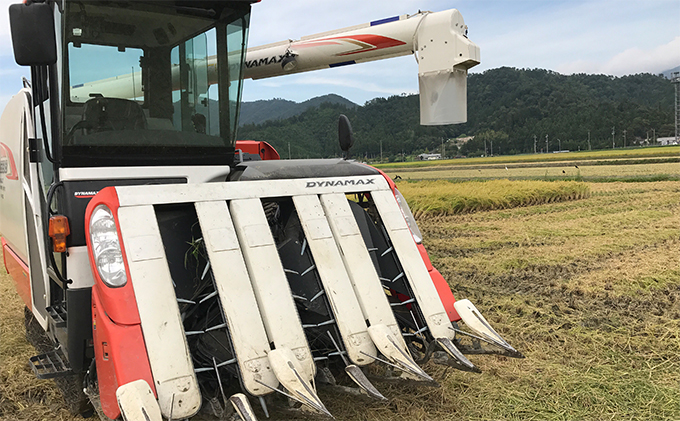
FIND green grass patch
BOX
[397,179,590,216]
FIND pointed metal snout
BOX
[324,331,387,400]
[345,365,388,401]
[454,299,525,358]
[229,393,258,421]
[367,324,435,382]
[436,338,481,373]
[267,348,333,418]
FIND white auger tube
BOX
[244,9,480,125]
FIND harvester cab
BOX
[1,1,522,420]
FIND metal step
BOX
[29,347,72,379]
[46,304,67,328]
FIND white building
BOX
[657,137,678,146]
[417,153,442,160]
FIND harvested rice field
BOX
[382,162,680,182]
[1,180,679,421]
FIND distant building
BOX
[417,153,442,160]
[657,137,678,146]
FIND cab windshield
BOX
[61,1,249,167]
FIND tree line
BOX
[237,67,676,160]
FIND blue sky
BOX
[1,0,678,110]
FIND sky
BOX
[0,0,678,111]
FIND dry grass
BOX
[0,271,74,421]
[397,179,590,217]
[1,181,678,420]
[416,181,680,421]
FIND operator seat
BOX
[65,97,148,145]
[81,97,147,133]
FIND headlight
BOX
[89,205,127,287]
[394,189,423,244]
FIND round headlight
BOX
[89,205,127,287]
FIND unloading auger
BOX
[1,1,522,419]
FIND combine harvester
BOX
[0,1,521,420]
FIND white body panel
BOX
[0,89,50,328]
[370,190,453,341]
[194,200,278,396]
[118,205,201,419]
[115,174,387,207]
[293,194,376,366]
[0,90,30,262]
[59,165,230,184]
[229,198,315,381]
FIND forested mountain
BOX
[237,67,676,159]
[239,94,357,126]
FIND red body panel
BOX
[86,186,156,418]
[416,243,461,321]
[2,237,31,310]
[92,290,156,420]
[85,187,140,326]
[235,140,280,160]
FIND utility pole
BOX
[545,134,549,153]
[557,138,561,152]
[672,72,680,144]
[380,139,383,163]
[484,139,488,156]
[441,138,445,159]
[587,130,591,150]
[612,126,615,149]
[288,142,291,159]
[533,135,537,154]
[653,128,656,144]
[490,140,493,156]
[623,129,627,148]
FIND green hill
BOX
[238,94,357,126]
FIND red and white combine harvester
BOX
[0,1,521,420]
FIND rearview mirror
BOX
[338,114,354,156]
[9,2,57,66]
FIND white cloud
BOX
[558,37,680,75]
[600,37,680,75]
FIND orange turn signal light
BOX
[48,215,70,253]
